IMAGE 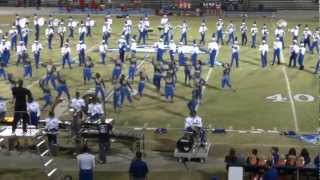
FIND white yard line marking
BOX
[26,45,98,89]
[195,67,213,110]
[281,66,299,132]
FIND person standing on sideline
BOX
[129,151,149,180]
[45,111,59,155]
[98,119,113,164]
[77,146,95,180]
[12,79,32,134]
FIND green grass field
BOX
[0,14,318,134]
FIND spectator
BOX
[299,148,311,165]
[313,154,319,169]
[129,151,149,180]
[247,148,259,166]
[263,160,279,180]
[224,148,238,170]
[77,146,95,180]
[286,148,297,166]
[296,156,305,168]
[277,154,286,166]
[0,97,7,121]
[271,147,279,165]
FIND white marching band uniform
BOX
[184,115,203,129]
[70,97,86,112]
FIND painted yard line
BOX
[195,67,213,110]
[281,66,299,132]
[26,44,98,89]
[105,57,147,101]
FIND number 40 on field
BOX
[266,94,315,102]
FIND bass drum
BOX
[176,136,194,153]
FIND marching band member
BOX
[128,58,137,82]
[230,39,240,68]
[77,40,86,66]
[226,21,235,45]
[199,21,208,45]
[177,42,186,66]
[180,20,188,45]
[85,15,92,37]
[240,21,248,46]
[93,73,106,100]
[45,25,54,49]
[160,15,169,27]
[113,82,122,112]
[57,21,67,48]
[221,63,233,89]
[122,22,132,45]
[55,72,71,101]
[144,17,150,39]
[259,40,269,68]
[102,21,111,43]
[216,18,224,45]
[27,97,40,128]
[31,40,42,68]
[164,75,174,103]
[120,74,133,106]
[169,39,177,61]
[67,16,74,38]
[163,22,171,45]
[138,70,149,97]
[191,41,200,66]
[23,60,32,78]
[130,38,137,58]
[274,26,285,48]
[298,42,306,70]
[33,14,40,40]
[70,91,86,115]
[15,14,22,39]
[289,40,299,68]
[118,35,127,63]
[61,42,72,69]
[1,39,10,66]
[83,57,94,84]
[21,25,30,47]
[9,26,18,50]
[99,40,108,64]
[138,18,147,45]
[16,41,26,66]
[311,29,319,54]
[208,37,219,67]
[272,37,282,65]
[193,75,206,102]
[261,24,269,42]
[45,111,59,148]
[184,60,192,85]
[153,61,162,92]
[155,38,165,62]
[112,59,122,81]
[42,60,57,89]
[78,22,87,42]
[47,14,54,27]
[303,25,312,51]
[184,111,203,129]
[290,25,299,41]
[250,22,258,48]
[39,79,52,110]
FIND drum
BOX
[277,19,287,28]
[89,19,95,27]
[38,17,45,27]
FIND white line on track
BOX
[26,44,98,89]
[281,66,299,132]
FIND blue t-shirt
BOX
[129,159,149,178]
[263,168,278,180]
